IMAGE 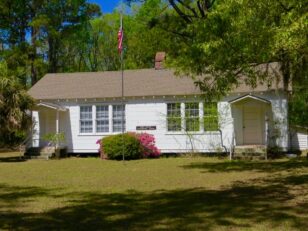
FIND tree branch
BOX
[168,0,192,23]
[177,0,198,18]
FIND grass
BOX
[0,152,307,230]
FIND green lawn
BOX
[0,152,307,231]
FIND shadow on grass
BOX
[181,158,308,173]
[0,156,27,163]
[0,174,307,230]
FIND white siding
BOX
[50,100,225,153]
[270,94,289,150]
[32,111,40,147]
[224,91,288,150]
[126,101,223,153]
[290,130,308,151]
[33,91,289,153]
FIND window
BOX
[80,106,93,133]
[203,102,218,131]
[167,103,181,131]
[113,105,125,132]
[185,102,200,131]
[96,105,109,133]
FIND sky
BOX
[89,0,122,13]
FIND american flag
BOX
[118,24,123,54]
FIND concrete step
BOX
[24,155,50,160]
[24,147,55,159]
[233,145,267,160]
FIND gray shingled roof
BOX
[28,67,283,100]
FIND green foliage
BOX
[0,130,27,148]
[0,0,101,85]
[140,0,307,99]
[203,102,218,131]
[101,133,142,160]
[185,102,200,132]
[42,133,66,148]
[289,88,308,127]
[0,61,34,147]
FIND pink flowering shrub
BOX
[96,139,107,159]
[96,132,160,159]
[136,133,161,158]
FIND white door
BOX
[243,106,263,145]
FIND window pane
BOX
[167,103,181,117]
[96,120,109,133]
[185,102,200,131]
[80,106,92,133]
[186,118,200,131]
[96,106,109,133]
[80,121,93,133]
[167,103,181,131]
[80,106,92,120]
[204,102,218,131]
[96,106,109,119]
[113,105,125,132]
[167,117,182,131]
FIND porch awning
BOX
[229,94,271,104]
[35,102,67,111]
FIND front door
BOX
[243,106,263,145]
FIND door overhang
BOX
[229,94,271,105]
[35,102,67,111]
[230,94,271,146]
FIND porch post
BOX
[56,110,59,134]
[56,110,59,149]
[265,114,268,160]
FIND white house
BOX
[28,62,290,156]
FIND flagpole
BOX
[120,2,125,162]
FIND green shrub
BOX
[101,133,142,160]
[0,130,27,148]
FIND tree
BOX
[0,61,34,146]
[0,0,101,85]
[126,0,307,97]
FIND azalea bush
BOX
[137,133,161,158]
[97,132,160,160]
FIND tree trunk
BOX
[280,54,291,92]
[30,26,38,85]
[48,37,58,73]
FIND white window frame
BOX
[79,105,93,134]
[79,104,126,135]
[96,105,109,133]
[185,102,200,132]
[166,102,182,132]
[166,101,219,134]
[112,104,126,133]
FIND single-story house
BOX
[28,58,291,156]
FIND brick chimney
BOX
[155,52,166,70]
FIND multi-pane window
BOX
[167,102,218,132]
[80,106,93,133]
[167,103,181,131]
[203,102,218,131]
[96,106,109,133]
[185,102,200,131]
[113,105,125,132]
